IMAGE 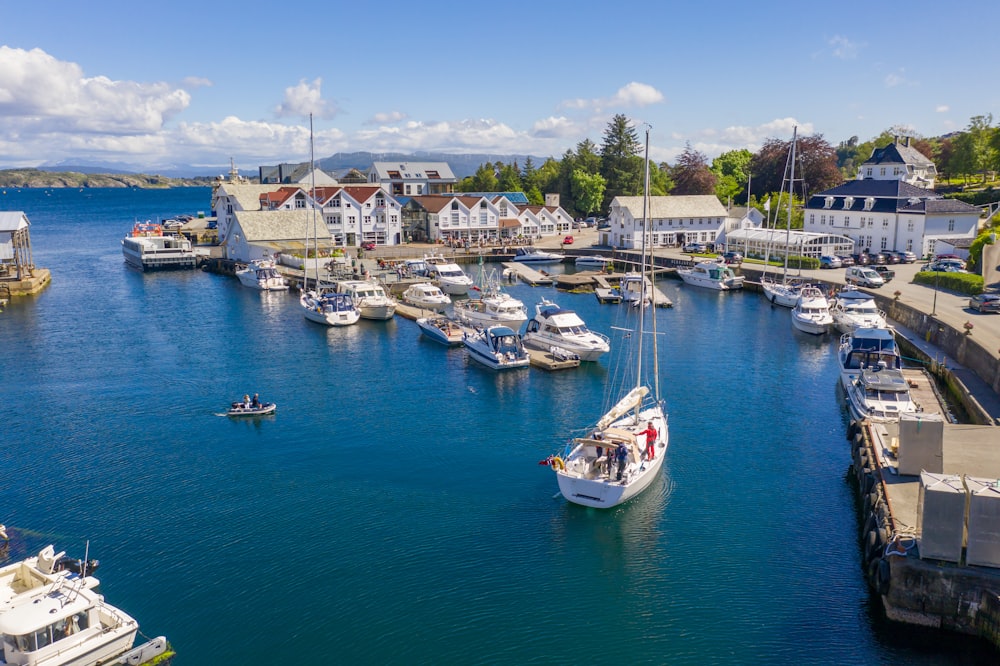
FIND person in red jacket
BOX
[638,422,658,460]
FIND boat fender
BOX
[867,529,884,564]
[847,420,860,441]
[551,456,565,471]
[862,471,875,495]
[862,513,876,540]
[877,558,891,595]
[853,431,864,450]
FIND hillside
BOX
[0,169,210,188]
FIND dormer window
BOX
[843,196,854,210]
[824,196,834,209]
[864,197,875,211]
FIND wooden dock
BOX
[525,347,581,370]
[500,262,555,286]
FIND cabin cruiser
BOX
[838,327,902,391]
[574,255,613,270]
[416,316,465,346]
[424,254,475,295]
[332,280,397,320]
[791,286,833,335]
[0,545,170,666]
[760,276,808,307]
[401,282,451,312]
[830,289,888,333]
[676,259,744,291]
[235,257,288,291]
[512,247,565,265]
[846,365,921,423]
[121,221,196,271]
[619,273,652,306]
[300,290,361,327]
[522,298,610,362]
[453,273,527,329]
[463,325,530,370]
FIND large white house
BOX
[856,138,937,189]
[802,179,980,259]
[607,195,729,249]
[402,195,572,243]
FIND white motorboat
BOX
[121,221,197,271]
[424,253,475,295]
[463,325,530,370]
[546,126,668,509]
[227,396,277,417]
[416,316,465,346]
[401,282,451,312]
[512,247,565,264]
[677,259,744,290]
[235,257,288,291]
[403,258,431,278]
[574,255,613,269]
[453,271,527,329]
[830,288,888,333]
[333,279,396,320]
[760,276,805,307]
[301,290,361,327]
[846,366,922,423]
[791,286,833,335]
[0,545,171,666]
[522,298,610,362]
[619,273,652,306]
[838,327,902,391]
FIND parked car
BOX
[851,253,871,266]
[845,266,885,288]
[820,255,842,269]
[872,265,895,282]
[361,241,376,251]
[683,242,706,253]
[562,235,574,245]
[884,252,900,264]
[893,250,917,263]
[923,259,965,273]
[723,251,743,265]
[869,252,887,265]
[968,293,1000,314]
[838,255,855,267]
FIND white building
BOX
[607,195,729,249]
[313,185,403,247]
[803,180,980,259]
[857,138,937,189]
[367,162,457,197]
[402,195,572,243]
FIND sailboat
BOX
[544,125,668,508]
[761,127,805,308]
[299,114,360,327]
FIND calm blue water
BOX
[0,188,990,664]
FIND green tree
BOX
[497,161,522,192]
[570,169,607,217]
[711,148,752,204]
[470,163,498,192]
[966,114,997,182]
[599,114,644,208]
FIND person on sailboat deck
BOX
[251,393,260,408]
[616,443,628,481]
[637,422,657,460]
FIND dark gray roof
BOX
[807,179,939,214]
[898,198,981,214]
[863,141,934,168]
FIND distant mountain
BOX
[12,151,552,181]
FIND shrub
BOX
[912,270,984,295]
[787,255,820,270]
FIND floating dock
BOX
[525,347,581,370]
[500,262,555,286]
[848,368,1000,644]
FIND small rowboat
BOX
[227,402,277,417]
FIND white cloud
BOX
[367,111,408,124]
[559,82,665,112]
[936,105,949,113]
[274,78,337,119]
[828,35,862,60]
[680,117,815,159]
[531,116,580,139]
[0,46,190,134]
[182,76,213,88]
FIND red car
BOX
[562,235,574,245]
[361,241,376,251]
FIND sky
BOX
[1,0,998,173]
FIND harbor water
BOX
[0,188,991,664]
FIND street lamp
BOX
[931,269,939,316]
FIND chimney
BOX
[905,136,911,147]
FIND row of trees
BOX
[457,113,1000,221]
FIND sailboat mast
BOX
[644,126,660,403]
[310,113,318,290]
[634,126,650,394]
[782,126,797,281]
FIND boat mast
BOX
[645,125,660,404]
[635,124,654,408]
[310,113,318,291]
[782,126,797,284]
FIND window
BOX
[295,198,306,209]
[820,215,825,225]
[844,197,854,209]
[866,168,873,177]
[844,216,850,227]
[824,196,834,209]
[366,203,371,208]
[809,214,815,225]
[948,219,955,231]
[907,220,914,232]
[882,218,889,229]
[880,167,886,176]
[364,215,371,226]
[906,239,913,251]
[864,197,875,210]
[880,237,888,250]
[405,185,411,195]
[331,199,341,208]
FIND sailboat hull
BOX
[555,406,667,508]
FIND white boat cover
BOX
[596,386,648,430]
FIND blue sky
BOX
[1,0,997,172]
